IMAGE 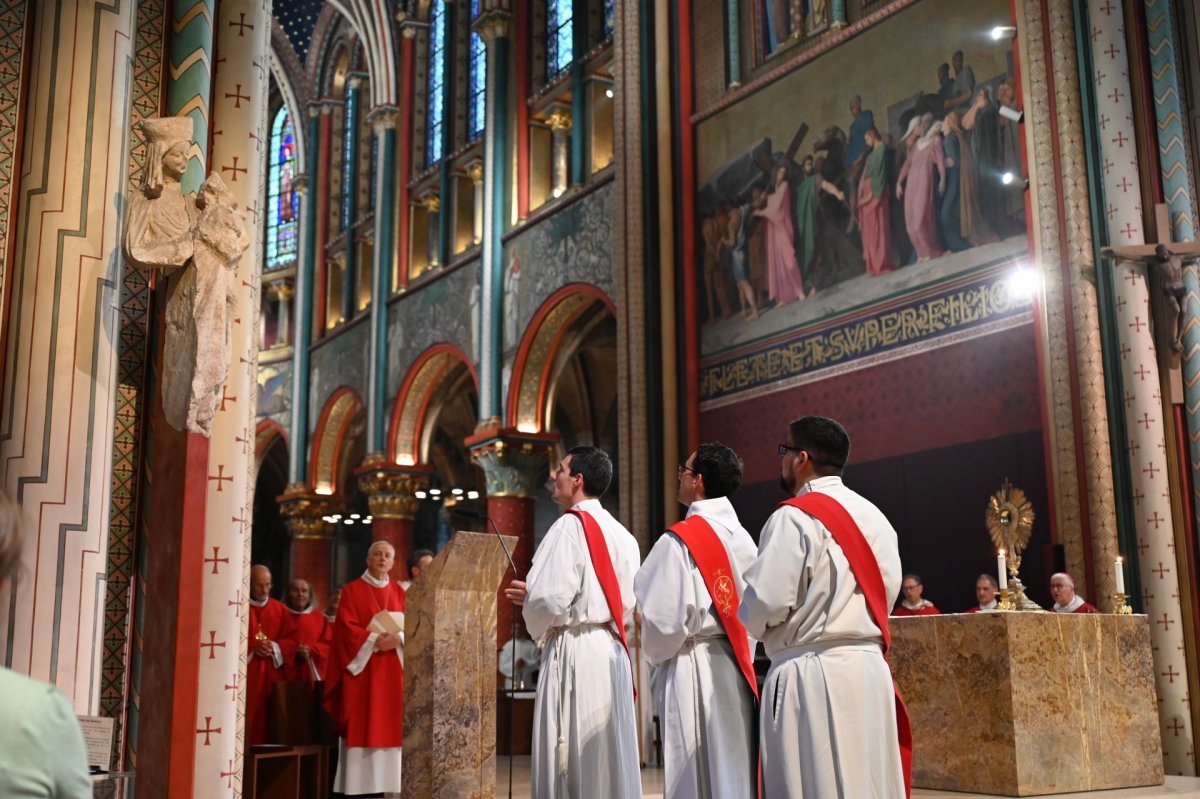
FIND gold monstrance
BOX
[986,480,1043,611]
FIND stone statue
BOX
[124,117,251,435]
[1153,243,1187,355]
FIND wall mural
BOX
[257,359,292,434]
[308,320,369,437]
[697,0,1026,394]
[385,259,478,400]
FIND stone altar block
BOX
[891,613,1163,796]
[403,530,518,799]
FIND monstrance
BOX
[985,480,1043,611]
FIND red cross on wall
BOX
[197,716,221,746]
[204,546,229,574]
[208,465,233,492]
[200,631,226,660]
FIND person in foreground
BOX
[1047,572,1099,614]
[739,416,911,798]
[505,446,643,798]
[0,491,91,799]
[634,442,758,798]
[324,541,405,796]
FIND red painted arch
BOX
[309,386,365,494]
[387,343,478,463]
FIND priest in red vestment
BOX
[1048,573,1100,614]
[892,573,941,616]
[247,564,290,745]
[324,541,405,795]
[280,578,330,682]
[965,574,999,613]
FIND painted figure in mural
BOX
[724,202,761,320]
[793,153,855,290]
[763,0,794,53]
[962,84,1017,237]
[747,185,770,307]
[897,114,947,262]
[937,63,956,106]
[124,116,250,436]
[857,127,895,276]
[946,49,976,111]
[808,0,829,33]
[941,110,998,251]
[996,79,1026,229]
[702,208,734,322]
[755,164,809,305]
[843,95,875,221]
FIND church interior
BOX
[5,0,1200,796]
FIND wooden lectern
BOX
[402,530,518,799]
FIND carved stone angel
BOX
[124,117,250,435]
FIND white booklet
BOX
[368,610,406,666]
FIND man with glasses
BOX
[634,443,758,798]
[1047,572,1099,614]
[892,573,941,616]
[740,416,910,798]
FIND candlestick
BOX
[997,549,1008,590]
[1114,556,1126,595]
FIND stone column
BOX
[198,0,271,795]
[278,490,341,608]
[366,107,399,454]
[1086,0,1194,774]
[288,109,319,485]
[476,9,512,426]
[0,0,133,708]
[548,107,572,199]
[426,193,441,268]
[830,0,846,30]
[341,75,363,322]
[468,430,556,647]
[468,161,484,246]
[356,461,433,580]
[725,0,741,87]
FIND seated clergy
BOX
[247,564,289,745]
[281,578,331,682]
[1048,572,1100,614]
[965,574,999,613]
[892,573,941,616]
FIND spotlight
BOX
[430,488,442,496]
[991,26,1016,40]
[345,519,356,525]
[605,88,614,99]
[1007,265,1041,300]
[452,488,463,496]
[1001,172,1014,185]
[415,490,427,499]
[552,186,565,198]
[467,490,480,500]
[350,513,361,520]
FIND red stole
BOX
[666,515,759,701]
[565,509,635,697]
[781,492,913,799]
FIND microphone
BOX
[454,508,519,578]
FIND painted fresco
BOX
[309,319,369,436]
[697,0,1026,371]
[759,0,831,57]
[257,359,292,434]
[385,258,479,399]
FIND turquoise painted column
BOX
[726,0,741,87]
[341,75,363,322]
[831,0,846,29]
[570,0,587,183]
[436,1,455,269]
[366,108,399,454]
[476,9,511,424]
[167,0,214,193]
[289,106,322,486]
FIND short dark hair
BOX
[691,442,743,499]
[408,548,435,571]
[567,445,613,497]
[953,49,964,60]
[787,416,850,476]
[903,573,923,586]
[938,62,950,74]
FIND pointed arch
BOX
[255,418,289,475]
[388,344,479,466]
[310,387,366,494]
[507,284,616,433]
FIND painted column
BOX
[0,0,133,709]
[548,107,573,199]
[467,431,556,648]
[288,105,319,486]
[477,9,511,425]
[342,76,363,323]
[169,0,216,193]
[278,493,341,610]
[356,465,433,580]
[726,0,741,87]
[469,161,484,246]
[396,19,420,290]
[570,0,587,183]
[366,107,399,455]
[198,0,271,795]
[1085,0,1194,774]
[830,0,846,30]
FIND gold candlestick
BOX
[997,588,1016,611]
[1114,593,1133,614]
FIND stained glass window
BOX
[468,0,486,140]
[427,0,447,166]
[604,0,615,39]
[342,84,356,230]
[547,0,573,81]
[266,106,298,269]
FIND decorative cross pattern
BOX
[1147,511,1164,529]
[221,156,248,181]
[197,716,221,745]
[219,386,237,411]
[201,631,226,660]
[221,760,236,789]
[224,84,250,108]
[228,589,244,614]
[208,465,233,492]
[1153,563,1171,579]
[228,12,254,36]
[204,546,230,574]
[224,672,239,699]
[231,509,248,535]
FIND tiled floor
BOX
[495,760,1200,799]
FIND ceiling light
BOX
[350,513,361,520]
[415,490,427,499]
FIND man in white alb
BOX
[634,442,758,798]
[740,416,908,798]
[505,445,643,798]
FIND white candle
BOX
[1115,556,1126,595]
[997,550,1008,590]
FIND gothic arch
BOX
[507,284,616,434]
[254,418,288,477]
[310,387,366,495]
[388,343,479,466]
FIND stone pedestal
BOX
[891,613,1163,796]
[402,531,518,799]
[467,429,556,647]
[355,459,433,579]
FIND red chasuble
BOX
[281,608,331,682]
[565,509,635,697]
[781,493,913,799]
[1058,601,1100,614]
[247,597,290,745]
[323,578,405,748]
[666,515,759,701]
[892,603,941,617]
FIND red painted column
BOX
[467,428,557,650]
[515,0,531,220]
[356,459,433,580]
[396,20,418,289]
[372,516,417,579]
[312,102,333,340]
[291,535,334,608]
[278,490,341,611]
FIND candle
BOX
[997,549,1008,590]
[1115,556,1126,595]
